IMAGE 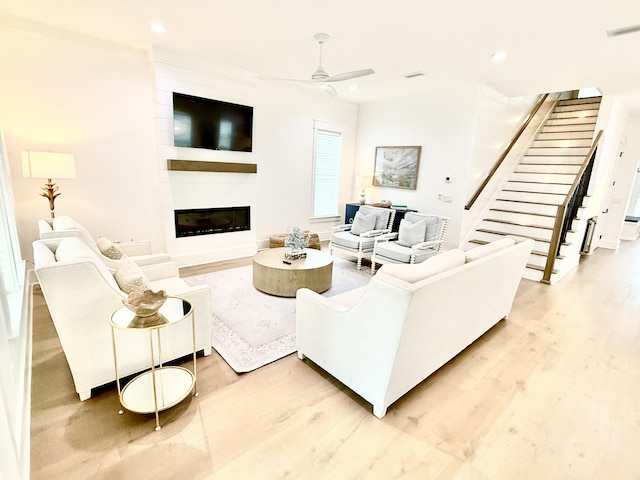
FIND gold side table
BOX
[110,296,198,431]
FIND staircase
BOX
[467,96,602,283]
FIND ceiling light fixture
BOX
[349,84,359,92]
[491,51,508,62]
[150,23,167,34]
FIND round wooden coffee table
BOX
[253,248,333,297]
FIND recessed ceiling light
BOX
[150,23,167,34]
[349,84,359,92]
[491,51,508,62]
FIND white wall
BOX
[354,80,481,248]
[0,25,161,263]
[585,96,632,250]
[153,56,358,266]
[0,24,358,265]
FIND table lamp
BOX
[355,175,373,205]
[22,151,76,218]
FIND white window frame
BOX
[311,120,343,220]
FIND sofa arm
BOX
[116,240,152,257]
[140,262,180,281]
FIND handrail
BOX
[465,93,550,210]
[542,130,604,284]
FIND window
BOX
[312,121,343,218]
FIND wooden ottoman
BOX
[269,231,321,250]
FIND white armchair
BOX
[371,213,449,274]
[329,206,396,270]
[38,215,171,270]
[33,237,212,401]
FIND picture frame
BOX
[373,146,421,190]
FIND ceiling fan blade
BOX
[327,68,375,83]
[319,84,337,97]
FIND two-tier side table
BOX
[110,296,197,431]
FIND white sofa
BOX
[38,215,171,270]
[33,237,212,401]
[296,236,534,418]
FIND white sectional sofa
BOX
[33,237,212,401]
[38,215,171,270]
[296,236,534,418]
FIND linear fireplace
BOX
[174,206,250,238]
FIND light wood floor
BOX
[30,241,640,479]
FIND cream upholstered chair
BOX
[371,213,449,274]
[329,206,396,270]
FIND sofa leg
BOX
[297,351,306,360]
[78,389,91,401]
[373,404,387,419]
[203,346,212,356]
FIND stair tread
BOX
[468,240,565,260]
[483,218,552,230]
[502,189,566,195]
[489,208,556,218]
[508,180,573,185]
[495,198,562,207]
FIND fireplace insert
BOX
[174,206,250,237]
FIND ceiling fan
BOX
[279,33,375,97]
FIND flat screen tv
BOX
[172,92,253,152]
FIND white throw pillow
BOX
[397,218,427,246]
[114,256,151,295]
[350,211,377,235]
[96,236,125,260]
[377,249,466,283]
[464,237,516,263]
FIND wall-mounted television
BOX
[172,92,253,152]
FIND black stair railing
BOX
[542,130,603,284]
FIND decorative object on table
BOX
[122,289,168,327]
[355,175,373,205]
[284,226,308,260]
[373,146,421,190]
[21,150,77,218]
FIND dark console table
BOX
[345,203,417,232]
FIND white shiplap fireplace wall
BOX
[154,58,259,267]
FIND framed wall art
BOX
[373,146,421,190]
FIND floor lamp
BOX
[22,151,76,218]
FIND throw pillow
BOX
[377,249,466,283]
[350,211,377,235]
[397,218,428,247]
[96,236,125,260]
[114,256,151,295]
[465,237,515,263]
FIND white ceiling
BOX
[1,0,640,112]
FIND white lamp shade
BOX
[355,175,373,188]
[22,151,76,179]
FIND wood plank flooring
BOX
[30,241,640,479]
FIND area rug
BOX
[184,257,371,373]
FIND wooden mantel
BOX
[167,159,257,174]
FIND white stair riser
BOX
[505,182,571,195]
[532,138,592,148]
[555,103,601,113]
[523,268,544,282]
[527,147,591,156]
[546,117,596,126]
[492,200,559,216]
[550,110,599,120]
[511,172,575,184]
[541,123,596,133]
[537,131,594,141]
[479,221,553,239]
[516,164,581,174]
[475,231,551,253]
[488,210,557,228]
[522,155,585,165]
[499,190,564,204]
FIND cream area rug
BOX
[184,257,371,373]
